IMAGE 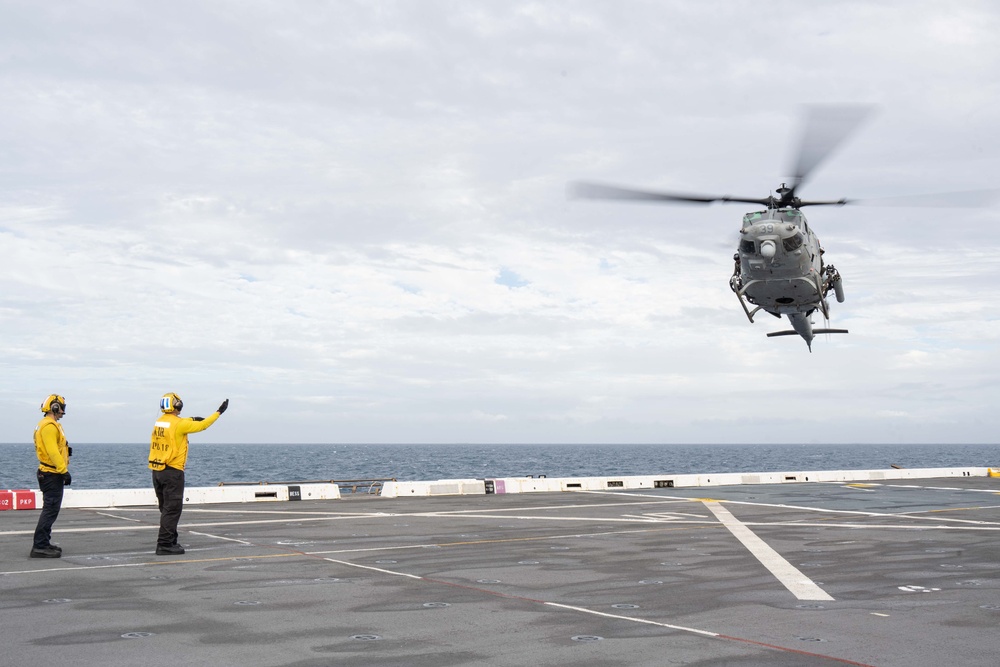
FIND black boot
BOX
[155,544,185,555]
[30,546,62,558]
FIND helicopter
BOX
[570,106,875,351]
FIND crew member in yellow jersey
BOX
[148,392,228,555]
[32,394,71,558]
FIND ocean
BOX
[2,442,998,491]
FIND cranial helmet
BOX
[160,392,183,414]
[41,394,66,414]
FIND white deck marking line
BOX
[702,500,834,602]
[101,498,691,518]
[544,602,719,636]
[321,557,422,579]
[0,524,718,577]
[186,530,253,545]
[582,489,1000,526]
[316,554,719,634]
[619,513,712,522]
[404,499,693,514]
[717,501,1000,525]
[1,562,153,575]
[415,513,700,523]
[6,514,1000,541]
[720,521,1000,530]
[877,484,1000,495]
[94,511,144,522]
[316,555,875,665]
[713,500,1000,526]
[0,513,387,537]
[177,508,391,516]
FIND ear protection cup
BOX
[160,393,183,413]
[41,394,66,414]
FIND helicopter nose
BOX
[760,240,776,259]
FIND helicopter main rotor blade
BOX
[790,105,874,190]
[796,199,849,208]
[845,189,1000,208]
[569,181,769,206]
[796,188,1000,209]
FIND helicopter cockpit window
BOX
[782,234,803,252]
[740,239,755,254]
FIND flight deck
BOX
[2,473,1000,666]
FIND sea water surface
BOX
[2,442,998,490]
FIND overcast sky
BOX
[2,1,999,445]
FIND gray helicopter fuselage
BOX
[737,208,825,316]
[570,106,873,349]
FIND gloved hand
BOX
[67,446,73,457]
[63,472,72,486]
[217,398,229,414]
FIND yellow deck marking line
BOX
[703,500,834,601]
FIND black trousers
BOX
[152,467,185,548]
[33,470,64,549]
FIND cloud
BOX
[1,2,998,444]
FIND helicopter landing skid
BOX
[733,280,764,323]
[734,274,832,325]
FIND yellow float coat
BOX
[34,416,69,474]
[148,412,220,471]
